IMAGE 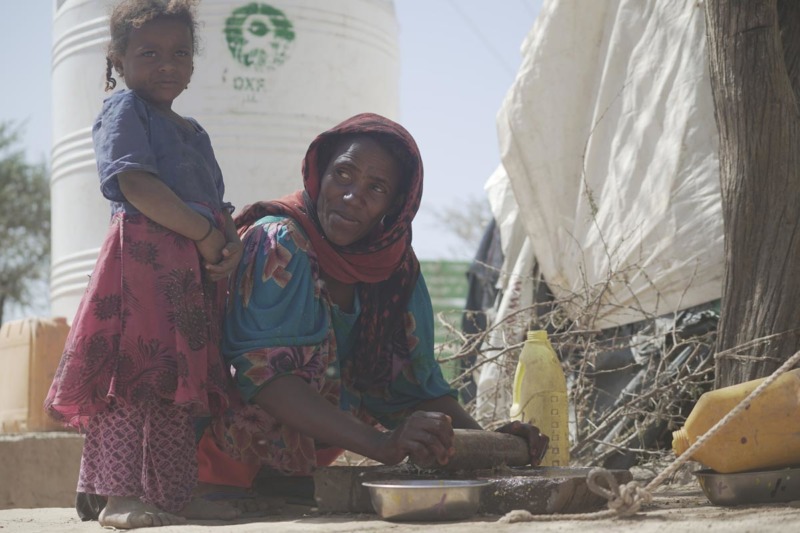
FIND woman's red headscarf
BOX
[235,113,424,395]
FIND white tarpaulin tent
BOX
[476,0,723,422]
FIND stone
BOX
[312,465,632,515]
[0,432,83,510]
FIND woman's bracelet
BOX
[193,218,214,242]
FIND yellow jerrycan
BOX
[509,330,570,466]
[672,368,800,473]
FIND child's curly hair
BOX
[105,0,199,91]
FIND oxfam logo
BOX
[224,3,295,70]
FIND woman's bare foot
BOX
[180,497,240,520]
[98,496,186,529]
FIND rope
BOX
[586,468,651,516]
[497,349,800,523]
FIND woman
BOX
[197,113,548,490]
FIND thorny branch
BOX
[431,262,721,468]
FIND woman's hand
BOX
[495,420,550,466]
[205,238,243,281]
[379,411,456,467]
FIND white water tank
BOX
[50,0,400,321]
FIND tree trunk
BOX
[705,0,800,387]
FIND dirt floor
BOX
[3,434,800,531]
[2,484,800,532]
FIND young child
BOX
[45,0,242,528]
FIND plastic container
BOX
[510,330,570,466]
[0,317,71,433]
[672,368,800,473]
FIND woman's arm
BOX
[118,170,225,264]
[252,374,456,466]
[415,395,482,430]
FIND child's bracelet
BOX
[193,219,214,242]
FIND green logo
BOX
[224,3,295,70]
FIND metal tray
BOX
[694,467,800,506]
[362,479,490,521]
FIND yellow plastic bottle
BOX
[672,368,800,473]
[510,330,570,466]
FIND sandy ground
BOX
[3,485,800,533]
[3,436,799,531]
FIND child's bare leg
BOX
[99,496,186,529]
